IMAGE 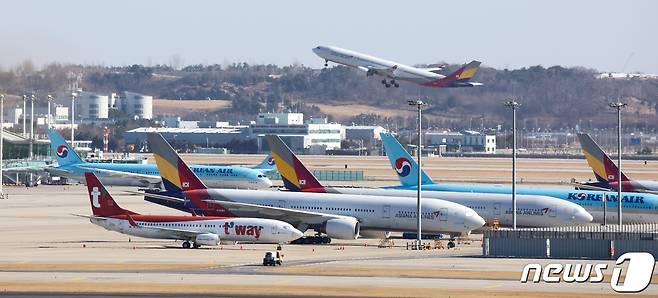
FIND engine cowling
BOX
[195,233,220,246]
[359,230,392,239]
[325,218,360,239]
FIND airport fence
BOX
[483,224,658,259]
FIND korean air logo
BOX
[56,145,69,158]
[267,157,275,165]
[394,157,412,177]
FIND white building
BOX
[250,112,343,152]
[75,91,109,119]
[426,130,496,154]
[116,92,153,120]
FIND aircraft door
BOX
[383,205,391,219]
[493,203,501,216]
[549,205,557,217]
[439,208,448,221]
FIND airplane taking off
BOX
[312,45,482,88]
[380,133,658,224]
[75,172,302,248]
[577,133,658,194]
[141,133,485,243]
[265,135,592,228]
[46,129,272,189]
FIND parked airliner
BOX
[141,133,486,242]
[265,134,593,228]
[75,172,302,248]
[577,133,658,194]
[312,45,482,88]
[380,133,658,224]
[46,129,272,189]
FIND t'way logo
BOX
[91,187,101,208]
[520,252,655,293]
[222,222,264,239]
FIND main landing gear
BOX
[290,235,332,245]
[182,241,200,249]
[381,79,399,88]
[324,59,329,67]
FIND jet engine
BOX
[195,233,220,246]
[325,218,360,239]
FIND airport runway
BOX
[1,164,657,296]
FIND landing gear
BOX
[381,79,398,88]
[324,59,329,67]
[447,240,456,249]
[391,80,399,88]
[381,79,391,88]
[193,242,201,249]
[182,241,191,249]
[290,235,331,245]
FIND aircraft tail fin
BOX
[380,133,434,186]
[84,172,138,217]
[265,135,326,192]
[147,133,207,193]
[252,154,276,172]
[47,128,84,166]
[422,60,482,88]
[577,133,629,182]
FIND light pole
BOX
[29,94,35,159]
[609,101,626,226]
[71,93,76,148]
[408,99,426,250]
[504,99,521,229]
[47,94,53,129]
[0,94,4,198]
[22,94,26,137]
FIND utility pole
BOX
[504,99,521,229]
[609,101,626,226]
[408,99,426,249]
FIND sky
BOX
[1,0,657,73]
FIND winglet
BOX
[265,135,326,192]
[380,133,434,186]
[147,133,207,193]
[84,172,138,217]
[577,133,629,182]
[47,128,84,166]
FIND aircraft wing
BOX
[78,167,162,185]
[358,65,399,78]
[138,191,352,226]
[203,199,349,225]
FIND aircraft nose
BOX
[574,208,594,224]
[290,228,304,241]
[465,211,486,230]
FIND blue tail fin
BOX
[47,129,83,166]
[252,154,276,173]
[380,132,434,186]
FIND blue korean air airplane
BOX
[46,129,272,189]
[380,133,658,224]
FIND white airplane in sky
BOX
[312,45,482,88]
[76,172,302,249]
